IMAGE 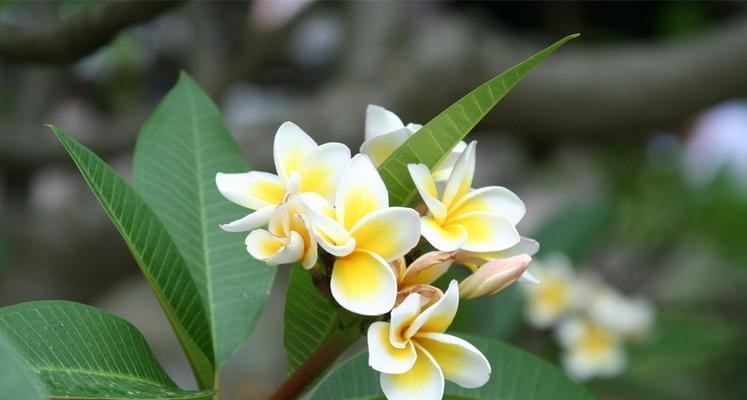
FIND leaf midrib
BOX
[184,83,217,367]
[35,366,172,388]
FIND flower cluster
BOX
[216,105,537,399]
[521,253,655,381]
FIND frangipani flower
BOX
[244,195,317,269]
[556,317,626,381]
[521,253,577,328]
[367,280,490,400]
[216,121,350,232]
[459,254,532,299]
[408,141,524,252]
[301,154,421,315]
[361,105,466,181]
[587,287,655,340]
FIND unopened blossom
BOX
[459,254,533,299]
[216,122,350,232]
[393,250,457,288]
[408,141,523,252]
[556,317,626,381]
[301,154,421,315]
[361,105,466,181]
[367,281,490,400]
[521,254,577,328]
[457,236,540,284]
[244,195,317,269]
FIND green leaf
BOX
[50,125,215,388]
[378,34,579,206]
[0,331,47,400]
[133,73,275,369]
[0,301,213,399]
[311,334,595,399]
[284,266,340,375]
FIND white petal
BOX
[421,216,467,252]
[268,202,290,237]
[297,142,351,202]
[449,211,520,252]
[316,235,356,257]
[330,250,397,316]
[216,171,284,210]
[415,332,491,388]
[296,214,319,270]
[456,237,540,271]
[390,294,423,349]
[298,192,350,247]
[367,321,417,374]
[432,140,466,181]
[519,270,541,285]
[380,345,444,400]
[407,163,446,222]
[245,230,303,265]
[350,207,421,261]
[273,121,317,181]
[219,205,275,232]
[406,280,459,336]
[405,123,422,133]
[442,141,476,209]
[365,104,405,140]
[361,128,411,166]
[335,154,389,230]
[451,186,526,225]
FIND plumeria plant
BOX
[0,34,596,400]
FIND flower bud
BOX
[459,254,532,299]
[399,251,456,286]
[396,284,443,307]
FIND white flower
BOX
[556,317,626,381]
[300,154,421,315]
[216,121,350,232]
[367,281,491,400]
[408,141,523,252]
[244,195,317,269]
[361,105,466,181]
[587,287,655,340]
[521,253,577,328]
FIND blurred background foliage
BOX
[0,1,745,399]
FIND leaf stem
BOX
[268,322,361,400]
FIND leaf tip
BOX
[178,70,197,86]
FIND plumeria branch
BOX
[267,320,364,400]
[0,1,183,64]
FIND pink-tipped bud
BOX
[459,254,533,299]
[400,251,456,286]
[396,284,444,307]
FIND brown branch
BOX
[268,324,361,400]
[0,0,183,64]
[277,7,747,144]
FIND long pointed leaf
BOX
[378,34,579,206]
[0,332,47,400]
[0,301,213,399]
[50,126,215,388]
[311,334,595,399]
[133,73,275,369]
